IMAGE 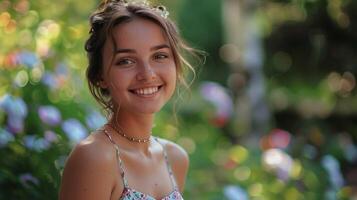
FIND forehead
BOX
[111,17,168,49]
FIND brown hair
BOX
[85,0,200,114]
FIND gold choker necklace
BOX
[107,124,151,143]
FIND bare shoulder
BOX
[59,130,120,200]
[158,138,189,164]
[157,138,189,192]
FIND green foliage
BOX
[0,0,356,199]
[178,0,229,84]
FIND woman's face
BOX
[101,18,177,115]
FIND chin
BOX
[133,104,165,115]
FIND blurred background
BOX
[0,0,356,199]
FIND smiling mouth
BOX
[130,86,163,96]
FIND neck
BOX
[108,111,155,153]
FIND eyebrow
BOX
[150,44,170,51]
[114,44,170,54]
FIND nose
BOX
[135,61,157,81]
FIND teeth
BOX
[134,87,159,95]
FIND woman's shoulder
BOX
[69,130,116,164]
[59,129,118,199]
[156,138,189,164]
[155,137,189,192]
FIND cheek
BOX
[168,62,177,79]
[107,72,128,91]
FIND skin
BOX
[59,18,189,200]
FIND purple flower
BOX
[0,94,11,113]
[62,119,88,143]
[7,115,25,133]
[23,135,50,151]
[16,51,39,68]
[200,82,234,124]
[0,94,27,134]
[44,130,58,143]
[0,128,15,147]
[55,62,69,76]
[38,105,62,126]
[23,135,36,149]
[321,155,344,189]
[19,173,39,188]
[41,72,57,89]
[223,185,248,200]
[262,148,293,181]
[85,110,106,130]
[0,94,28,118]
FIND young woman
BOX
[59,0,198,199]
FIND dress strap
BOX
[103,129,129,188]
[154,137,178,190]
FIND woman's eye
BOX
[154,53,169,60]
[116,59,135,66]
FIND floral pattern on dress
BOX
[120,187,183,200]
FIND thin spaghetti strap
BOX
[103,129,129,188]
[154,137,179,190]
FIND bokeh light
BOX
[0,0,356,199]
